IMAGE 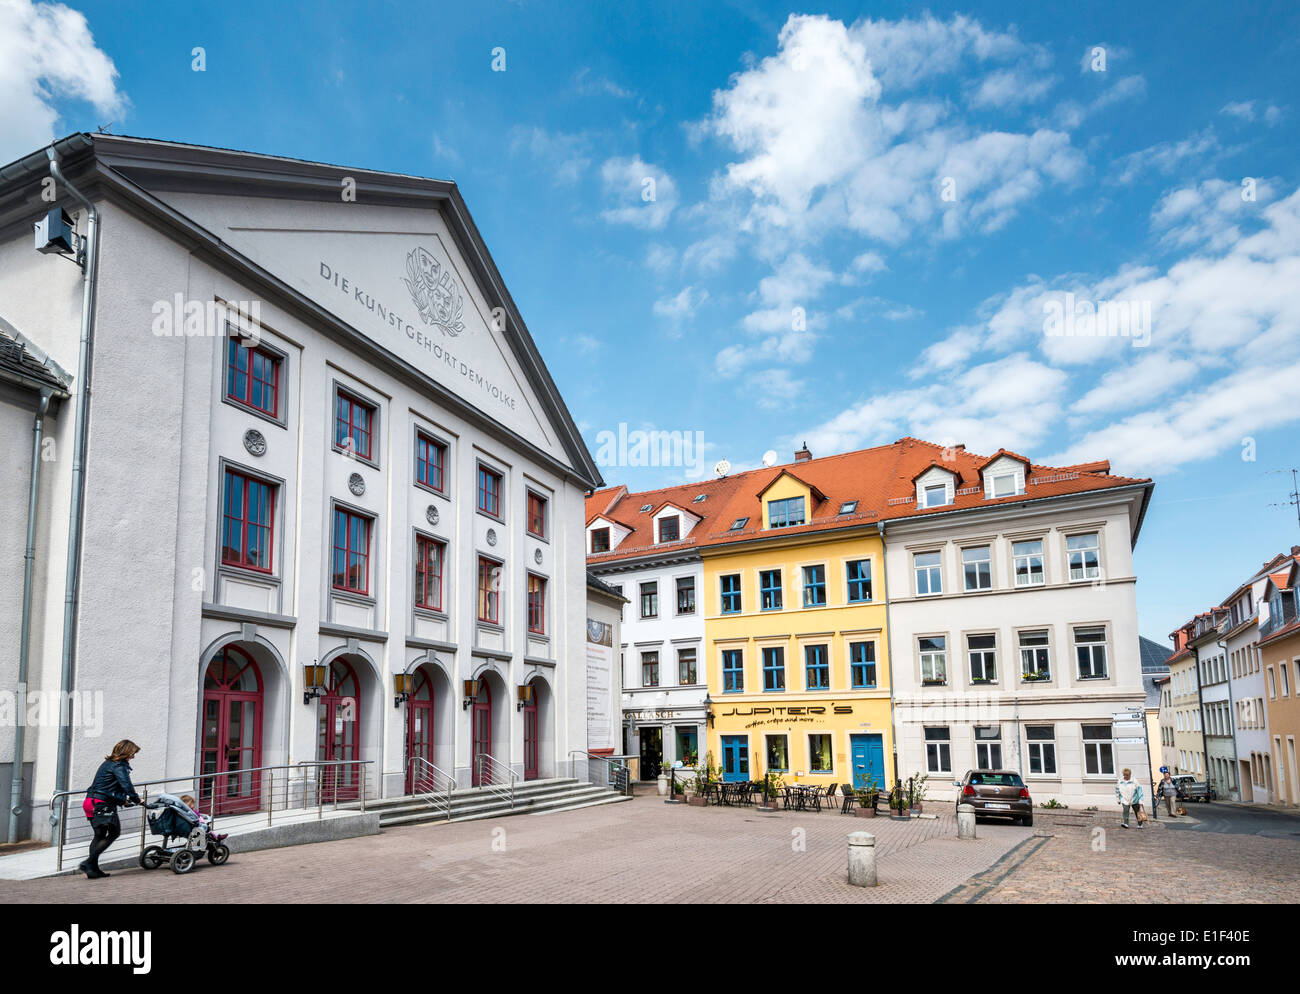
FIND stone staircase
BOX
[364,777,630,829]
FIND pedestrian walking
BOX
[1115,768,1145,828]
[1158,770,1178,817]
[79,739,142,878]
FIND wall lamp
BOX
[703,692,715,728]
[394,672,414,709]
[462,679,480,710]
[303,660,327,706]
[516,684,534,712]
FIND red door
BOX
[472,681,492,787]
[523,685,539,781]
[405,669,436,794]
[317,658,361,802]
[200,646,263,815]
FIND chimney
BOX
[795,441,811,463]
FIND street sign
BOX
[1114,720,1145,729]
[1112,711,1142,720]
[1114,737,1146,744]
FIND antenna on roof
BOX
[762,450,778,467]
[1266,468,1300,538]
[714,459,731,478]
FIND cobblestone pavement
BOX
[940,807,1300,904]
[0,796,1031,904]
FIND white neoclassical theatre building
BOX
[0,135,604,838]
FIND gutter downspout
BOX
[1217,634,1238,801]
[1191,645,1208,783]
[47,147,100,830]
[877,521,898,784]
[7,389,53,842]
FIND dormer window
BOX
[923,485,950,508]
[591,527,610,553]
[768,496,806,528]
[658,516,680,543]
[989,473,1021,498]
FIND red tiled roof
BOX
[585,436,1151,564]
[977,447,1031,469]
[1259,618,1300,648]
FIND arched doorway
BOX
[200,645,263,815]
[523,680,540,781]
[405,667,437,794]
[317,657,361,802]
[472,680,492,787]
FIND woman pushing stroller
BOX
[80,739,142,879]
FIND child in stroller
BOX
[140,793,231,874]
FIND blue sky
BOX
[4,0,1299,642]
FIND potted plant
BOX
[906,773,929,814]
[855,786,879,817]
[889,779,909,820]
[761,770,785,808]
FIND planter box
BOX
[854,807,876,818]
[687,795,708,807]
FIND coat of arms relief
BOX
[403,246,467,337]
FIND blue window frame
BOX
[720,573,742,614]
[805,644,829,691]
[768,496,806,528]
[846,559,872,602]
[802,564,827,607]
[850,642,877,688]
[722,649,744,693]
[759,569,783,611]
[762,647,785,691]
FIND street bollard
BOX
[847,831,877,887]
[957,803,976,840]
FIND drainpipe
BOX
[877,521,898,783]
[8,390,53,842]
[47,147,101,829]
[1217,634,1238,801]
[1191,645,1208,782]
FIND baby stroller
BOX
[140,793,230,874]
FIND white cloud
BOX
[1150,177,1274,251]
[509,127,590,185]
[966,68,1055,109]
[600,155,679,229]
[850,251,888,275]
[644,242,676,274]
[1072,352,1199,415]
[1111,127,1221,185]
[573,67,632,99]
[704,14,1083,247]
[750,368,806,409]
[0,0,125,163]
[652,285,708,324]
[1221,100,1283,126]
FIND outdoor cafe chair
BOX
[824,783,839,810]
[840,787,857,814]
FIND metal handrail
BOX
[568,750,635,795]
[49,759,373,872]
[407,757,456,821]
[474,753,515,808]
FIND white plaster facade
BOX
[884,483,1152,810]
[0,135,601,837]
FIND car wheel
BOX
[1022,814,1033,827]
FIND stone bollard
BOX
[957,803,976,840]
[847,831,877,887]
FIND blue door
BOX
[721,736,749,782]
[851,734,885,791]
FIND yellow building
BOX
[701,463,895,792]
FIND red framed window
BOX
[335,390,375,461]
[527,574,546,634]
[226,337,280,418]
[477,466,502,517]
[527,492,547,538]
[416,432,446,493]
[478,557,501,624]
[332,507,372,594]
[221,469,275,572]
[415,535,445,611]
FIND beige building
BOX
[1166,620,1205,779]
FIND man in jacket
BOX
[1115,768,1145,828]
[1158,770,1179,817]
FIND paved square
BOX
[0,796,1032,904]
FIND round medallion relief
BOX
[242,429,266,457]
[534,548,543,564]
[486,528,497,547]
[348,473,365,497]
[426,505,440,526]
